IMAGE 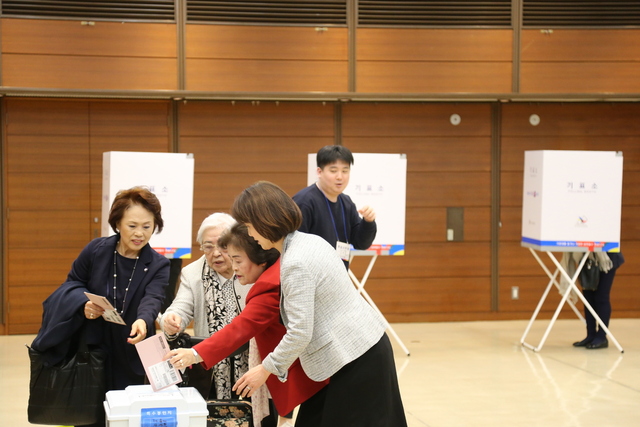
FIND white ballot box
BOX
[105,385,207,427]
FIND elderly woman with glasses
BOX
[158,212,251,401]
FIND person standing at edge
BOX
[292,145,376,268]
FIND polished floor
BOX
[3,319,639,427]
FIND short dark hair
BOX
[218,223,280,269]
[316,145,354,169]
[108,186,164,234]
[231,181,302,243]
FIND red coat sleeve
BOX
[194,262,281,370]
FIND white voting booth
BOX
[102,152,195,259]
[519,150,624,352]
[307,153,409,355]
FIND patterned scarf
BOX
[202,262,249,399]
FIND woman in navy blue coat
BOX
[32,186,170,426]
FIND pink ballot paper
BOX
[135,334,182,392]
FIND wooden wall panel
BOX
[366,277,492,320]
[2,19,176,57]
[186,59,347,92]
[357,62,512,93]
[183,136,330,174]
[8,211,89,249]
[357,28,512,93]
[4,99,91,333]
[341,137,491,172]
[502,103,640,137]
[520,29,640,93]
[408,172,491,207]
[1,18,177,90]
[520,63,640,93]
[3,55,177,90]
[6,135,89,174]
[407,207,491,243]
[5,99,89,135]
[342,103,492,137]
[187,25,347,60]
[359,29,512,61]
[185,25,348,92]
[180,101,335,136]
[7,285,67,334]
[7,172,90,211]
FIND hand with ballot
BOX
[83,300,105,320]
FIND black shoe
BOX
[573,337,593,347]
[586,339,608,350]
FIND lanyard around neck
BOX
[324,195,348,243]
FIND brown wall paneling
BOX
[365,277,492,323]
[357,29,513,93]
[407,207,491,243]
[5,99,91,333]
[179,101,336,264]
[342,103,493,137]
[499,103,640,318]
[1,18,177,90]
[520,29,640,93]
[501,103,640,138]
[342,103,493,320]
[7,283,74,334]
[5,99,90,135]
[185,25,348,92]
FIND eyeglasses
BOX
[200,244,221,254]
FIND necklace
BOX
[112,248,139,315]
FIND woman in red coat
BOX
[166,223,327,422]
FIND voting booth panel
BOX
[520,150,624,352]
[102,152,195,259]
[521,150,623,253]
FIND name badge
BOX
[336,241,351,261]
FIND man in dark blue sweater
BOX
[293,145,377,268]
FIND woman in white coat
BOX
[230,181,407,427]
[159,212,251,400]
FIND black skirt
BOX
[295,333,408,427]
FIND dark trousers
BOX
[583,266,617,341]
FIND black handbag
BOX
[207,399,253,427]
[168,332,249,399]
[27,341,106,425]
[169,332,253,426]
[579,253,601,291]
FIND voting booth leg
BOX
[349,255,411,356]
[520,249,586,352]
[521,249,623,353]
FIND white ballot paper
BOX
[84,292,126,325]
[135,333,182,392]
